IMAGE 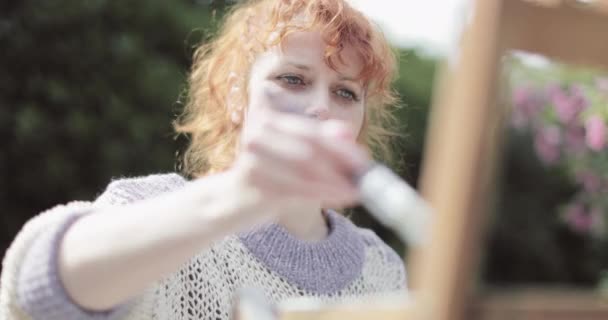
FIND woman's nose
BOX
[306,89,331,120]
[307,106,330,120]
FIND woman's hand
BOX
[231,108,371,210]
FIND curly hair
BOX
[174,0,400,178]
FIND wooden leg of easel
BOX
[410,1,509,320]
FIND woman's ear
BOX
[231,110,242,125]
[227,72,244,125]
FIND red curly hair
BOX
[174,0,400,178]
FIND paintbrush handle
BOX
[356,163,432,246]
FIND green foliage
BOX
[486,131,608,285]
[0,0,222,258]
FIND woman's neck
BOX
[277,201,328,242]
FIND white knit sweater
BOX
[0,173,407,320]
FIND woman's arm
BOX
[35,111,366,316]
[58,169,269,312]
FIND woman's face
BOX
[243,31,365,138]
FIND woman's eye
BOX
[336,88,359,101]
[278,75,305,86]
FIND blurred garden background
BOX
[2,0,608,292]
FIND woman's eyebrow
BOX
[338,75,363,89]
[283,60,361,86]
[338,74,357,82]
[284,61,311,71]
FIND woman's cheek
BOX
[262,86,308,114]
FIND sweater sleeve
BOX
[0,173,187,320]
[15,204,133,320]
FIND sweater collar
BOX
[237,209,365,295]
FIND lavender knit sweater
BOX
[1,173,407,320]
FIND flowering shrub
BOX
[510,74,608,238]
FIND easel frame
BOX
[415,1,608,319]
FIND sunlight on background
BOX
[348,0,468,56]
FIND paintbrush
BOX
[267,101,432,245]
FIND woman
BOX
[0,0,406,319]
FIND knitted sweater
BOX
[0,173,407,320]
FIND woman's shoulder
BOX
[355,227,403,266]
[94,172,188,206]
[355,227,407,291]
[327,211,403,267]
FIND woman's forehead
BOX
[273,31,364,78]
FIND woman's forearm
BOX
[58,170,265,311]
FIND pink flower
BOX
[513,86,533,107]
[511,111,527,129]
[564,202,592,234]
[547,84,588,124]
[585,115,607,151]
[563,124,586,155]
[575,170,602,193]
[511,86,545,129]
[596,77,608,94]
[534,125,561,164]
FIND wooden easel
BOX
[240,1,608,319]
[414,1,608,319]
